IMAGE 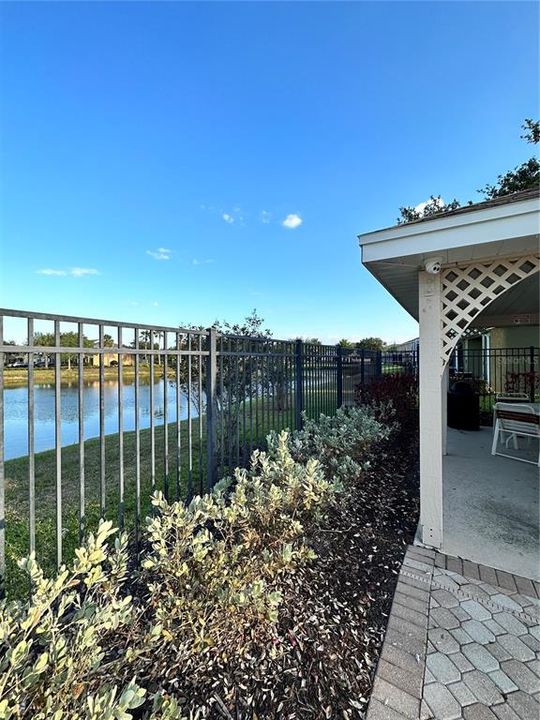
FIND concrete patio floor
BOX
[443,427,539,582]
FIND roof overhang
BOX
[358,194,540,321]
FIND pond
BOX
[4,379,199,460]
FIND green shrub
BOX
[1,408,389,718]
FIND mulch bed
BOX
[187,426,420,720]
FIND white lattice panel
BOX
[441,255,539,362]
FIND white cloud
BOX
[146,247,172,260]
[70,267,100,277]
[222,213,234,224]
[36,267,99,277]
[260,210,272,224]
[152,301,159,307]
[414,197,445,215]
[282,213,303,229]
[192,258,214,266]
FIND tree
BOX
[397,119,539,223]
[355,337,386,351]
[33,331,94,370]
[338,339,354,348]
[479,119,539,199]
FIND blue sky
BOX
[1,1,538,344]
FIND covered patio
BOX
[359,188,540,580]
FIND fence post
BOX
[295,339,304,429]
[529,345,536,403]
[336,345,343,408]
[360,349,365,388]
[205,327,218,491]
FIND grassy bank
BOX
[3,365,173,388]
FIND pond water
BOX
[4,379,198,460]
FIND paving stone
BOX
[403,556,433,574]
[462,583,493,601]
[497,633,536,662]
[514,575,536,599]
[484,641,512,663]
[427,641,437,655]
[495,570,517,593]
[382,643,425,675]
[392,602,428,630]
[446,557,464,576]
[462,643,499,673]
[484,619,507,636]
[420,699,433,720]
[409,544,436,560]
[521,633,540,653]
[435,554,447,569]
[461,600,493,622]
[377,658,423,699]
[490,594,524,614]
[451,605,472,622]
[533,581,540,599]
[396,580,431,603]
[527,658,540,678]
[462,560,481,581]
[492,705,522,720]
[451,627,474,645]
[431,607,461,630]
[436,576,462,593]
[462,620,496,645]
[445,570,470,586]
[372,676,420,719]
[398,573,432,593]
[432,588,460,608]
[530,624,540,641]
[447,680,477,707]
[478,565,499,586]
[463,704,498,720]
[367,697,413,720]
[501,659,540,694]
[424,668,435,684]
[451,651,474,673]
[488,668,519,694]
[388,615,426,641]
[423,682,462,720]
[505,689,540,720]
[428,627,460,654]
[462,670,505,705]
[427,652,461,684]
[385,627,427,658]
[394,591,429,615]
[492,612,529,637]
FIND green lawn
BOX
[3,390,338,597]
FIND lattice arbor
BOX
[440,255,540,364]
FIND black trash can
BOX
[447,381,480,431]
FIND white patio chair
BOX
[491,403,540,466]
[495,392,530,403]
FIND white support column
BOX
[419,270,444,548]
[442,364,449,457]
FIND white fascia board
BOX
[359,197,539,265]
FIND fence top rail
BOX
[0,308,209,336]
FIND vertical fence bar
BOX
[0,316,4,594]
[77,322,85,542]
[219,335,224,479]
[529,346,536,402]
[206,327,217,491]
[175,333,181,501]
[99,325,106,516]
[54,320,62,568]
[149,330,156,495]
[198,335,203,495]
[117,327,124,529]
[134,329,141,547]
[163,332,169,500]
[187,334,193,500]
[336,345,343,408]
[27,319,35,555]
[295,339,304,429]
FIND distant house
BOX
[90,352,135,367]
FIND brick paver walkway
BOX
[366,546,540,720]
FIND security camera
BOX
[425,257,442,275]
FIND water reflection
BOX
[4,378,198,460]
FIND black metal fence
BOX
[0,308,419,592]
[450,346,539,413]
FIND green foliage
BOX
[1,406,392,718]
[397,195,461,225]
[356,337,386,351]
